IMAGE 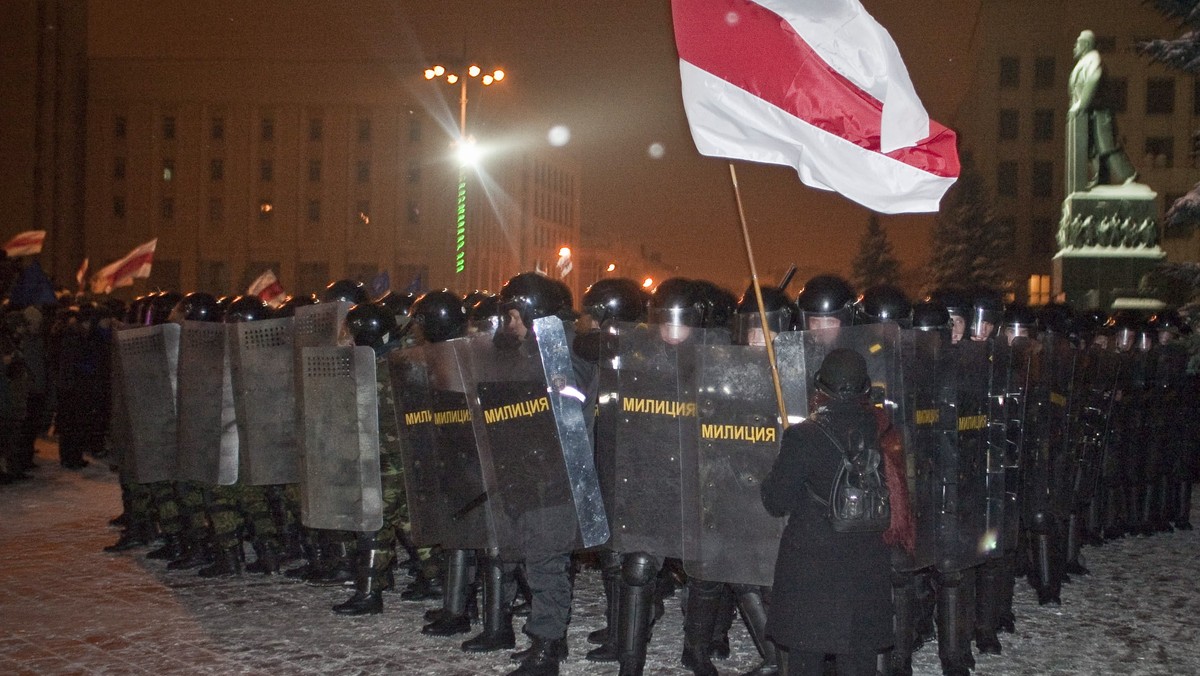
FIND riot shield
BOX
[293,301,352,425]
[993,338,1027,554]
[1070,348,1122,520]
[597,322,701,560]
[685,337,786,587]
[390,340,496,550]
[1025,335,1076,530]
[896,328,950,572]
[176,321,238,485]
[114,324,180,483]
[466,316,608,559]
[108,339,134,480]
[299,345,383,531]
[230,317,300,485]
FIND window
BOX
[1033,109,1054,142]
[260,159,273,182]
[113,157,126,180]
[997,161,1018,197]
[407,161,421,184]
[259,200,274,221]
[308,159,322,182]
[1144,137,1174,168]
[210,158,224,181]
[307,199,321,223]
[1034,57,1055,89]
[356,160,370,184]
[999,56,1019,89]
[1032,161,1054,198]
[162,116,176,140]
[1028,274,1051,306]
[408,116,422,143]
[355,200,370,226]
[211,117,224,140]
[114,115,127,139]
[309,118,323,141]
[162,159,174,182]
[1105,77,1128,113]
[1146,77,1175,115]
[407,200,420,225]
[998,109,1019,140]
[209,197,223,224]
[357,118,371,142]
[161,197,174,220]
[113,196,125,218]
[260,117,275,142]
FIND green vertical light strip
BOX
[455,167,467,274]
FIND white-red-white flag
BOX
[247,269,286,307]
[672,0,960,214]
[555,248,573,278]
[75,258,89,291]
[3,230,46,257]
[91,239,157,294]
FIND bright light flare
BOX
[558,247,571,258]
[482,75,494,85]
[424,69,436,80]
[642,277,654,288]
[648,142,665,159]
[446,73,459,84]
[456,138,481,167]
[606,263,616,272]
[433,65,445,76]
[547,125,570,147]
[468,65,481,77]
[493,70,505,81]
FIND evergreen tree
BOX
[923,160,1012,293]
[851,214,901,290]
[1138,0,1200,233]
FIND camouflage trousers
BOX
[206,483,281,550]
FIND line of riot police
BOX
[99,271,1197,676]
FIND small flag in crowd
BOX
[671,0,959,213]
[91,238,157,294]
[3,230,46,257]
[247,269,286,307]
[75,258,89,291]
[556,247,574,278]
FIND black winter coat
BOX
[760,401,894,655]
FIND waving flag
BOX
[3,230,46,257]
[247,269,286,307]
[672,0,959,213]
[91,238,157,294]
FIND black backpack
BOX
[805,417,891,533]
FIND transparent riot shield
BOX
[941,340,1005,571]
[390,340,496,551]
[1071,348,1122,522]
[176,321,238,485]
[896,328,950,572]
[293,301,352,428]
[467,316,608,559]
[1026,335,1076,531]
[108,340,134,480]
[299,345,383,531]
[684,337,786,588]
[992,339,1027,554]
[598,322,701,559]
[114,324,180,483]
[230,317,300,485]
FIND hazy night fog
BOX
[90,0,984,293]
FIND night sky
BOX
[89,0,985,292]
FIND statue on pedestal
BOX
[1067,29,1138,192]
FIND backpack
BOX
[805,416,891,533]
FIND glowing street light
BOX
[423,59,508,275]
[642,277,654,288]
[606,263,617,272]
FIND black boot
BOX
[507,636,566,676]
[890,572,918,676]
[463,557,516,652]
[146,534,185,560]
[308,540,355,586]
[710,585,736,659]
[586,551,622,661]
[168,539,213,571]
[333,549,386,616]
[245,539,281,575]
[935,570,974,676]
[1064,512,1090,576]
[284,538,321,579]
[737,587,781,676]
[681,579,721,676]
[616,553,657,676]
[423,549,472,636]
[975,560,1003,654]
[197,545,243,578]
[103,523,156,553]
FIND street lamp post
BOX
[423,62,506,276]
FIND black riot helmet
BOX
[582,278,648,326]
[911,300,951,332]
[498,271,566,328]
[814,348,871,401]
[1149,308,1190,340]
[148,291,182,325]
[467,294,502,334]
[462,290,491,312]
[174,292,220,323]
[345,302,396,348]
[273,293,317,318]
[694,280,737,329]
[1105,310,1143,351]
[215,295,234,318]
[411,289,468,343]
[796,275,856,330]
[733,284,796,345]
[856,284,912,327]
[648,278,702,327]
[375,291,416,327]
[1036,303,1075,336]
[968,288,1004,341]
[223,295,270,323]
[322,279,369,305]
[1001,304,1038,345]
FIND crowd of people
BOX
[5,264,1197,676]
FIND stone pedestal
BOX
[1052,246,1165,310]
